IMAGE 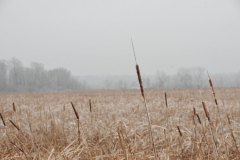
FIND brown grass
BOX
[0,88,240,159]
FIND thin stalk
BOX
[227,114,240,155]
[70,101,80,145]
[131,39,157,160]
[207,71,228,158]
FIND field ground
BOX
[1,88,240,159]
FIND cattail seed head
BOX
[136,64,144,98]
[13,103,16,112]
[89,99,92,112]
[165,92,168,107]
[227,114,231,125]
[214,98,218,105]
[70,101,79,120]
[209,79,213,87]
[196,114,202,124]
[177,126,182,137]
[202,101,210,120]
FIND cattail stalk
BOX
[70,101,80,144]
[177,126,182,137]
[131,39,157,160]
[89,99,92,112]
[13,103,16,112]
[9,119,20,131]
[201,101,219,158]
[196,114,202,124]
[192,108,197,158]
[165,92,170,151]
[227,114,240,154]
[207,71,228,157]
[10,141,28,160]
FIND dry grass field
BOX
[1,88,240,159]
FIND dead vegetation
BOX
[0,88,240,159]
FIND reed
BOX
[207,71,228,158]
[0,113,6,126]
[89,99,92,112]
[131,39,157,160]
[227,114,240,154]
[70,101,80,144]
[13,103,16,112]
[202,101,219,158]
[9,119,20,131]
[0,86,240,159]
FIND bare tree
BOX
[156,71,168,88]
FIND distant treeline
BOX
[0,58,87,92]
[1,58,240,92]
[82,68,240,90]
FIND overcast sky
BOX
[0,1,240,76]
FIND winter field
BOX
[0,88,240,159]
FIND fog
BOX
[0,1,240,91]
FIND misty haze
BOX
[1,1,240,159]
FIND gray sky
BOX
[0,0,240,76]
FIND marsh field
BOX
[1,88,240,160]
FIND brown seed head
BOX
[202,101,210,120]
[177,126,182,137]
[136,64,144,98]
[70,101,79,120]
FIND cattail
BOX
[131,38,156,160]
[0,113,6,126]
[202,101,219,157]
[227,114,231,125]
[196,114,202,124]
[177,126,182,137]
[13,103,16,112]
[136,64,144,98]
[10,141,27,159]
[227,114,240,154]
[193,115,196,125]
[207,71,228,157]
[70,101,80,144]
[214,98,218,106]
[89,99,92,112]
[209,78,213,88]
[202,101,210,120]
[70,101,79,120]
[207,71,217,104]
[9,119,20,131]
[165,92,168,108]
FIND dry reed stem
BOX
[0,112,6,126]
[13,102,16,112]
[89,99,92,112]
[165,92,170,152]
[201,101,219,159]
[131,39,157,160]
[226,114,240,155]
[196,114,202,124]
[1,89,240,159]
[9,119,20,131]
[177,126,182,137]
[10,141,28,159]
[70,101,80,144]
[207,71,228,158]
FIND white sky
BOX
[0,0,240,76]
